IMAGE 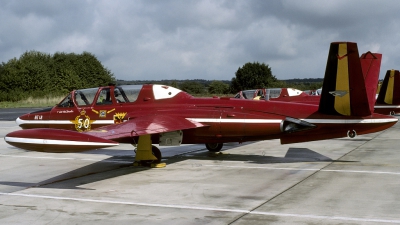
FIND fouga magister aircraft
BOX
[4,42,398,168]
[239,52,400,115]
[234,87,320,104]
[234,51,381,105]
[236,51,382,106]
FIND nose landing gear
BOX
[205,143,223,152]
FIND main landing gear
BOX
[133,135,166,168]
[205,143,223,152]
[347,130,357,138]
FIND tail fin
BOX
[360,52,382,113]
[376,70,400,105]
[318,42,372,116]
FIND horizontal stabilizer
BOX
[5,128,119,153]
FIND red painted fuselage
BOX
[14,84,396,147]
[7,42,399,153]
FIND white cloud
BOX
[1,0,400,80]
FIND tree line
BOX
[0,51,322,102]
[118,62,322,95]
[0,51,115,101]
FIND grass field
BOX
[0,96,63,108]
[0,94,232,108]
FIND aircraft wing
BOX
[5,115,208,153]
[87,114,208,140]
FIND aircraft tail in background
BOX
[376,70,400,105]
[318,42,372,117]
[360,52,382,113]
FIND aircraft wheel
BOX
[347,130,357,138]
[151,145,162,163]
[206,143,223,152]
[390,111,395,115]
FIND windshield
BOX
[57,93,74,107]
[115,85,142,103]
[75,88,98,106]
[242,90,256,99]
[267,88,282,98]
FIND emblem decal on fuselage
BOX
[72,109,94,132]
[114,112,127,124]
[99,110,107,118]
[92,108,115,118]
[329,90,348,97]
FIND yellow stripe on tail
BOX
[384,70,395,104]
[334,43,351,116]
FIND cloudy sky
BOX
[1,0,400,81]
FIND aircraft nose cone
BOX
[16,117,24,126]
[16,112,33,128]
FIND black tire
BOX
[347,130,357,138]
[206,143,223,152]
[151,145,162,163]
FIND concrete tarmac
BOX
[0,108,46,121]
[1,119,400,224]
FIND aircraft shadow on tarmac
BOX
[0,147,357,190]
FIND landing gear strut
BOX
[205,143,223,152]
[134,135,166,168]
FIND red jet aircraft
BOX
[375,69,400,115]
[236,51,381,105]
[5,42,398,167]
[234,87,320,104]
[238,52,400,115]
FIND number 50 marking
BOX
[74,114,92,132]
[78,118,90,129]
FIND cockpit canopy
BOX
[234,88,304,100]
[57,84,182,108]
[269,88,303,98]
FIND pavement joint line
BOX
[203,164,319,171]
[250,211,400,223]
[0,192,399,224]
[0,154,76,160]
[3,154,400,175]
[172,148,208,157]
[0,192,250,213]
[321,169,400,175]
[202,165,400,175]
[0,154,133,164]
